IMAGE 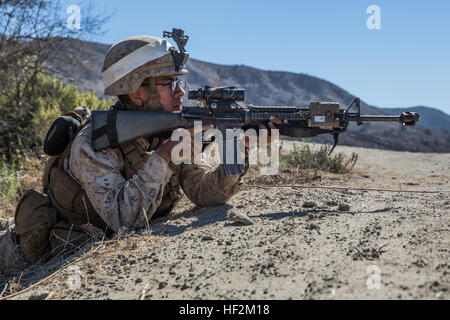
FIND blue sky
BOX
[64,0,450,115]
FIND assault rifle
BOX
[91,86,419,176]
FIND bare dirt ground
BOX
[2,141,449,300]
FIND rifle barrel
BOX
[347,115,401,122]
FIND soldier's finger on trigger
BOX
[269,116,282,124]
[268,122,276,129]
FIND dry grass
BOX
[244,143,359,187]
[0,225,163,299]
[281,143,358,174]
[0,155,45,220]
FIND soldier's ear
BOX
[128,89,144,106]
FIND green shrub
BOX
[0,72,112,159]
[0,156,20,202]
[0,154,43,203]
[281,143,358,174]
[30,73,111,139]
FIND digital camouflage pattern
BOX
[0,32,244,273]
[0,122,246,272]
[67,123,246,233]
[67,123,172,232]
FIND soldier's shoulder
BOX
[71,122,122,165]
[71,122,92,153]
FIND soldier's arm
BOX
[68,125,172,233]
[179,163,248,207]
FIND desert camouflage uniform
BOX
[0,34,247,272]
[0,124,247,272]
[67,122,246,233]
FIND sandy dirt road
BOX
[3,142,449,300]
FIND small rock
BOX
[306,223,320,231]
[326,201,338,207]
[201,235,214,241]
[181,283,189,290]
[412,259,428,268]
[338,204,350,211]
[28,291,49,300]
[303,201,317,208]
[135,278,143,284]
[227,211,253,225]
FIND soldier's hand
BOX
[156,124,214,164]
[250,116,288,146]
[155,139,179,163]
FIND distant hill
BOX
[380,107,449,133]
[44,39,450,153]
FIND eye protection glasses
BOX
[154,79,186,91]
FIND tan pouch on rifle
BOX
[14,190,59,264]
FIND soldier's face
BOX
[128,75,185,111]
[155,75,185,112]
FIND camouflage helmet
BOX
[101,36,188,96]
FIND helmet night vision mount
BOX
[163,28,189,73]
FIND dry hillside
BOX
[46,39,450,153]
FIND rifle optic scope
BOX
[188,86,244,102]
